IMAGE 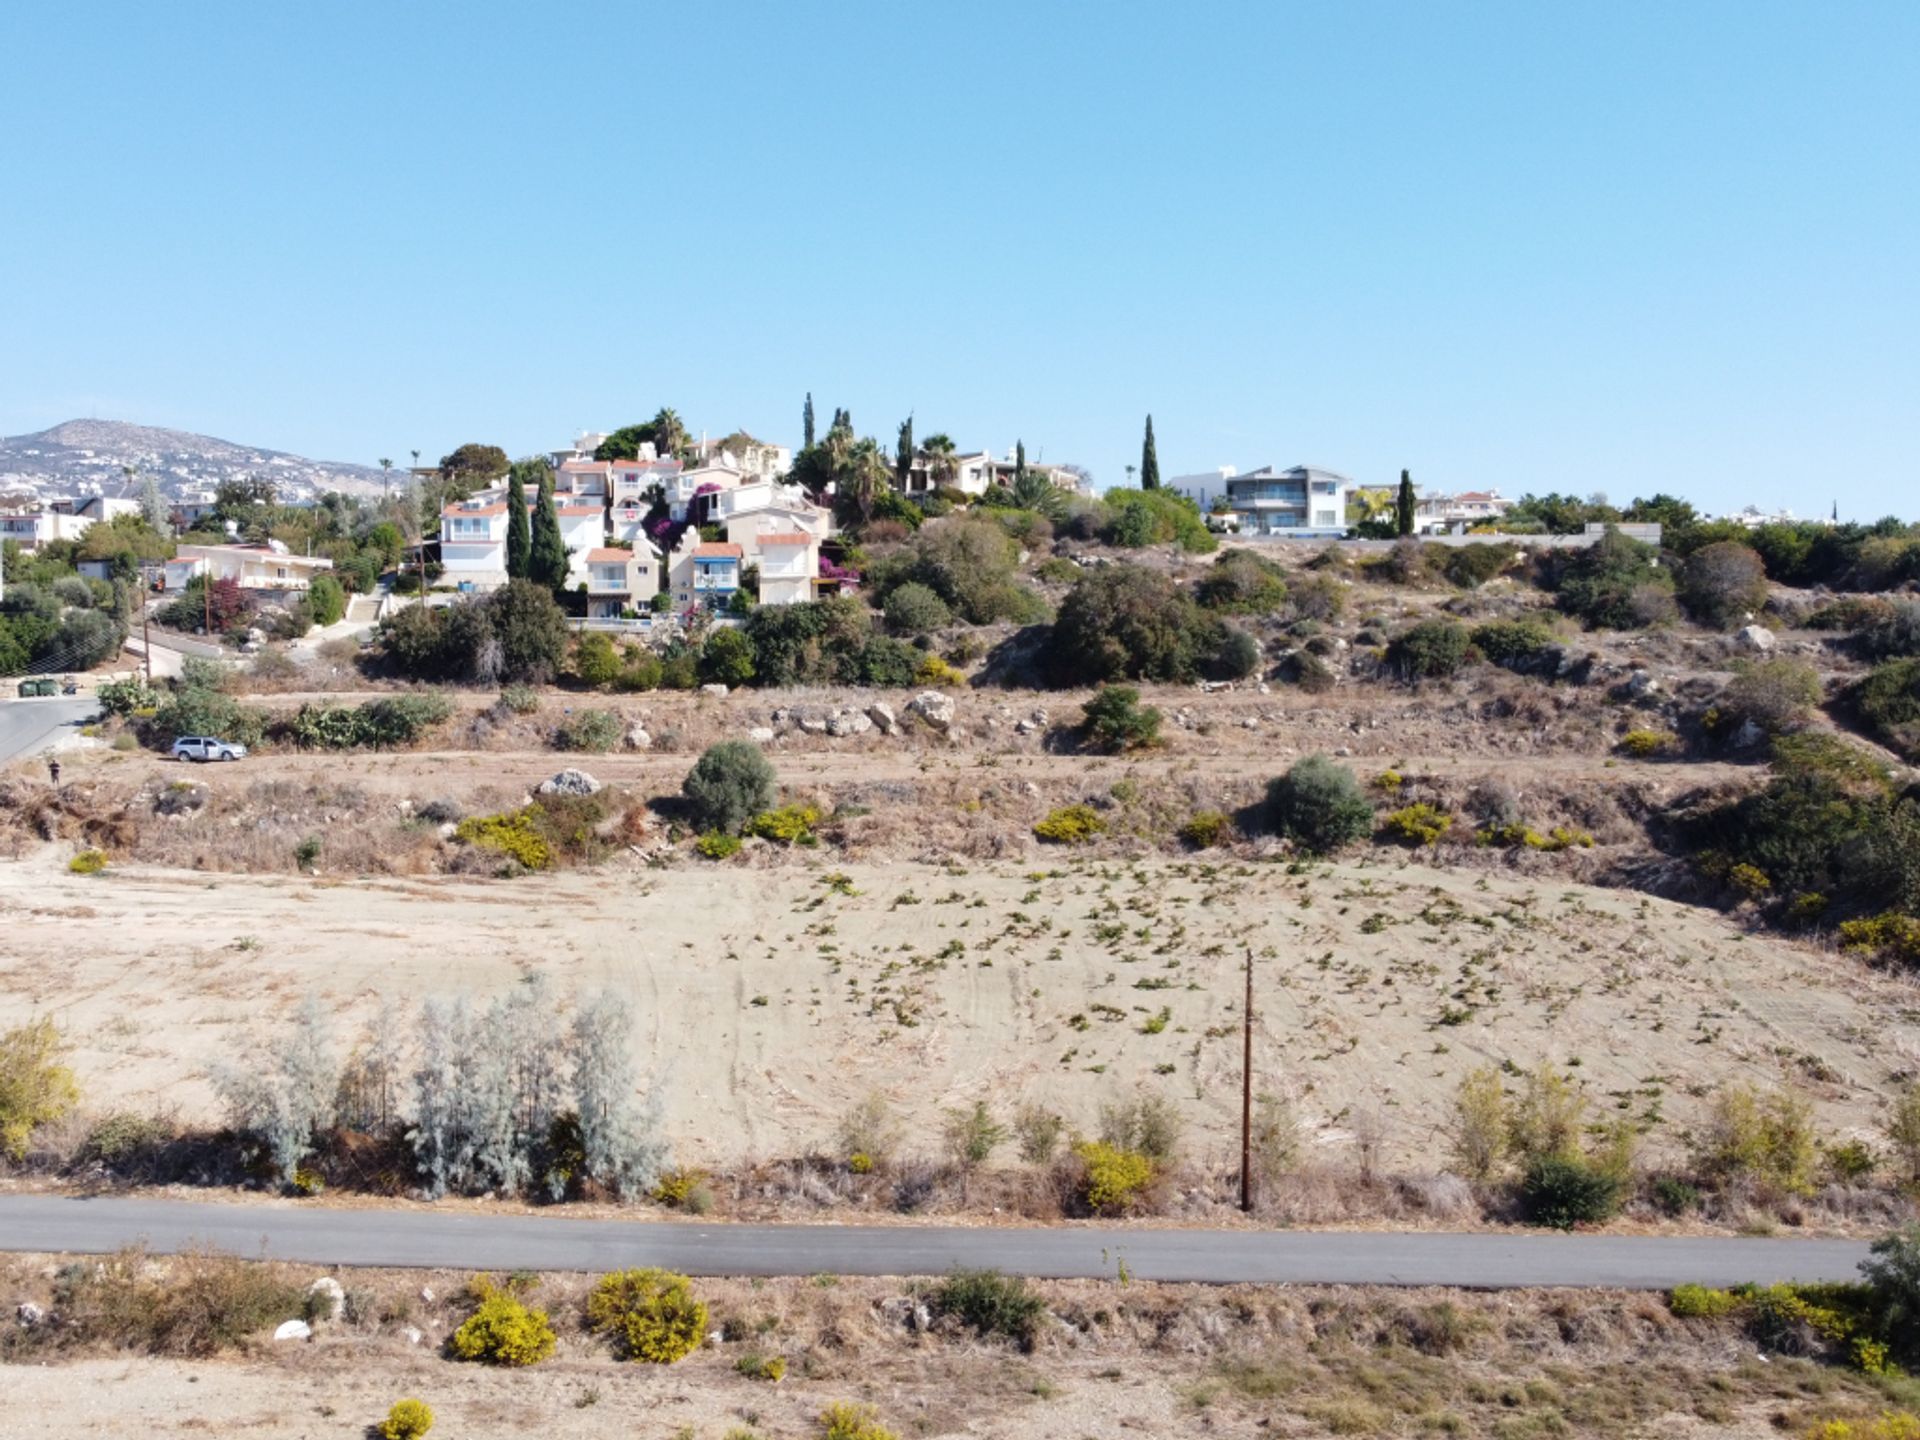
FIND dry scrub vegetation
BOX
[5,1248,1920,1440]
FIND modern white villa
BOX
[1174,465,1357,536]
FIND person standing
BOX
[47,757,61,789]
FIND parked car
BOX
[170,735,248,763]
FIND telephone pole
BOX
[1240,946,1255,1213]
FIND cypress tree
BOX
[1140,415,1160,490]
[1396,469,1415,537]
[528,469,570,590]
[505,461,534,580]
[1015,439,1027,483]
[895,415,914,491]
[803,392,816,450]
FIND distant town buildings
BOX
[0,494,140,549]
[1415,489,1514,533]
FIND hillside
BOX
[0,418,386,501]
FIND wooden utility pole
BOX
[140,566,153,685]
[1240,946,1255,1213]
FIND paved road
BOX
[0,1197,1871,1289]
[0,697,98,762]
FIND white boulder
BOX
[272,1319,312,1342]
[537,768,602,797]
[1733,624,1776,654]
[907,691,956,732]
[305,1277,345,1322]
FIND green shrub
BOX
[1034,804,1107,845]
[1691,1083,1818,1195]
[1046,564,1217,685]
[1266,755,1373,854]
[1839,913,1920,966]
[696,831,742,860]
[448,1280,556,1365]
[147,686,266,748]
[1442,542,1517,590]
[68,848,108,875]
[497,683,541,714]
[1386,619,1471,679]
[1380,803,1452,846]
[1857,600,1920,661]
[289,695,453,749]
[1678,541,1769,629]
[0,1018,80,1160]
[744,804,820,845]
[683,741,777,834]
[377,1399,435,1440]
[883,581,952,635]
[574,632,621,688]
[554,707,623,753]
[293,836,322,871]
[931,1268,1046,1350]
[1081,684,1161,753]
[1194,551,1288,613]
[1652,1176,1701,1215]
[1178,810,1233,849]
[96,675,159,717]
[1100,487,1216,553]
[1209,625,1262,679]
[701,628,757,687]
[1462,619,1555,672]
[914,653,967,687]
[1520,1155,1620,1229]
[454,809,553,870]
[820,1402,900,1440]
[1617,728,1676,757]
[306,575,346,627]
[734,1351,787,1381]
[586,1268,707,1363]
[1074,1140,1155,1214]
[1550,527,1672,629]
[1862,1225,1920,1363]
[1849,658,1920,760]
[1715,658,1823,738]
[1669,1284,1738,1319]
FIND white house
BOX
[0,494,139,549]
[438,486,606,591]
[751,524,820,607]
[687,434,792,482]
[1416,490,1513,533]
[1171,467,1238,515]
[555,459,613,502]
[546,432,609,469]
[903,450,995,497]
[1218,465,1356,536]
[163,542,334,593]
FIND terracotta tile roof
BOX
[442,503,507,517]
[693,543,744,559]
[556,504,603,517]
[559,460,612,473]
[585,548,632,563]
[755,532,814,546]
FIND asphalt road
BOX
[0,696,98,763]
[0,1197,1872,1289]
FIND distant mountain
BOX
[0,419,388,502]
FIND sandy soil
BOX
[4,842,1912,1176]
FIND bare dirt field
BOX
[3,833,1912,1182]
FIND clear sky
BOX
[3,1,1915,518]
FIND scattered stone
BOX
[537,769,602,797]
[867,702,898,735]
[16,1302,44,1328]
[827,710,872,738]
[624,726,652,751]
[1733,624,1776,654]
[305,1277,345,1322]
[402,1326,425,1346]
[907,692,956,732]
[272,1319,312,1342]
[419,1287,435,1305]
[701,683,730,698]
[797,712,830,735]
[437,822,457,841]
[1731,718,1768,750]
[1625,670,1661,698]
[747,726,776,744]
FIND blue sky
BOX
[3,1,1915,518]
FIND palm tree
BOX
[837,438,890,526]
[921,433,958,492]
[650,408,688,461]
[379,457,393,498]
